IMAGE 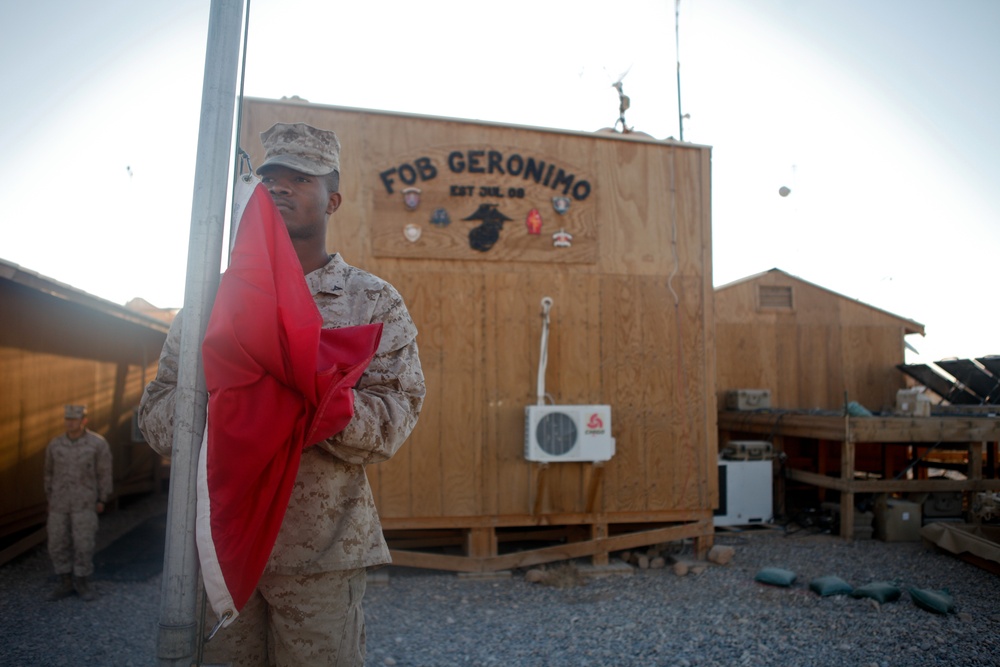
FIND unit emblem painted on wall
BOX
[552,228,573,248]
[464,203,512,252]
[404,223,422,242]
[372,146,599,262]
[525,208,543,235]
[402,187,421,210]
[430,207,451,227]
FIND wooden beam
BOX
[785,468,1000,493]
[485,521,712,571]
[719,413,848,440]
[388,549,485,573]
[0,527,46,567]
[851,418,1000,443]
[380,509,711,531]
[719,412,1000,444]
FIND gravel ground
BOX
[2,495,999,667]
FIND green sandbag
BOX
[908,587,955,614]
[754,567,797,587]
[850,581,902,604]
[809,575,853,597]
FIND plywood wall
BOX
[715,270,922,413]
[241,99,716,525]
[0,348,159,530]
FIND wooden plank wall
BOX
[0,348,158,533]
[715,272,914,413]
[241,99,716,526]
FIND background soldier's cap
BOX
[64,405,87,419]
[256,122,340,176]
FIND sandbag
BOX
[754,567,797,587]
[908,587,955,614]
[809,575,853,597]
[850,581,902,604]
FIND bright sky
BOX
[2,0,998,365]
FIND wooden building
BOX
[714,269,1000,531]
[240,98,718,571]
[0,259,169,562]
[715,268,924,413]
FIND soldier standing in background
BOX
[44,404,113,602]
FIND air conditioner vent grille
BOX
[535,412,578,456]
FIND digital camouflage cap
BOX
[257,122,340,176]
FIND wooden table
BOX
[718,411,1000,539]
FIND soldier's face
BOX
[260,165,341,240]
[65,417,85,438]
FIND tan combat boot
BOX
[48,574,74,601]
[73,576,97,602]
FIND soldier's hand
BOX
[96,501,105,514]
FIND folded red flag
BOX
[197,178,382,626]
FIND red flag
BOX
[197,179,382,625]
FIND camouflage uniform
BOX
[44,429,113,578]
[139,253,425,666]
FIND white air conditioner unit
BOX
[525,405,615,462]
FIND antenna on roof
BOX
[612,68,632,133]
[676,0,686,141]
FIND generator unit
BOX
[715,457,773,526]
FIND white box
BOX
[725,389,771,411]
[715,458,773,526]
[895,389,931,417]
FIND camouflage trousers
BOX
[47,509,98,577]
[202,567,367,667]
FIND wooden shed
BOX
[240,98,717,571]
[715,268,924,413]
[0,259,168,561]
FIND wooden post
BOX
[532,464,549,516]
[817,439,829,504]
[969,442,984,525]
[695,529,714,558]
[589,522,609,566]
[840,420,856,540]
[773,435,786,518]
[466,527,498,561]
[584,463,605,514]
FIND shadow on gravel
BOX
[93,513,167,581]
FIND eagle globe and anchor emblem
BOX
[463,203,512,252]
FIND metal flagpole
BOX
[157,0,245,664]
